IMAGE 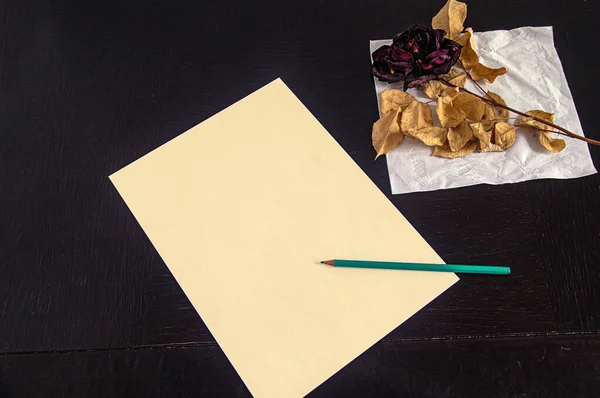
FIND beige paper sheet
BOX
[110,78,458,398]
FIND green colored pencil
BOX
[321,259,510,275]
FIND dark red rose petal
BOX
[389,47,414,72]
[372,25,461,90]
[372,45,391,64]
[390,47,413,62]
[372,61,390,77]
[373,67,405,83]
[404,73,438,90]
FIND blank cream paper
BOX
[109,78,458,398]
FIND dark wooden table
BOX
[1,0,600,396]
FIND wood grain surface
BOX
[1,0,599,396]
[1,336,600,397]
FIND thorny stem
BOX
[439,78,600,146]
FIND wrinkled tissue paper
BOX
[371,26,597,195]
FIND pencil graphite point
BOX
[321,260,335,266]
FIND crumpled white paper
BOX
[371,26,597,195]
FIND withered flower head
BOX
[372,25,461,89]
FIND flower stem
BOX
[536,128,571,139]
[439,78,600,146]
[458,61,487,97]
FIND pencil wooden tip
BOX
[321,260,335,266]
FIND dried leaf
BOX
[480,120,496,132]
[518,110,564,152]
[455,28,479,69]
[443,87,461,99]
[433,140,478,158]
[436,96,466,128]
[380,89,416,114]
[519,110,555,130]
[485,143,505,152]
[413,127,448,147]
[470,122,490,144]
[470,63,508,83]
[453,93,485,121]
[448,121,473,151]
[482,91,509,122]
[442,68,467,88]
[372,109,403,159]
[494,122,517,150]
[422,80,446,99]
[401,101,433,134]
[422,71,464,99]
[539,131,566,152]
[470,122,499,152]
[431,0,467,40]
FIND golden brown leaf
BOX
[455,28,479,69]
[485,143,506,152]
[518,110,555,130]
[401,101,433,134]
[431,0,467,40]
[380,89,416,114]
[518,110,565,152]
[433,140,478,158]
[422,80,446,99]
[470,122,490,146]
[412,127,448,147]
[469,122,500,152]
[442,86,460,100]
[482,91,509,122]
[453,93,485,121]
[436,96,466,128]
[448,121,473,151]
[470,63,508,83]
[442,69,467,88]
[372,109,403,159]
[494,122,517,150]
[454,30,470,47]
[539,131,566,152]
[480,120,496,131]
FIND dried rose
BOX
[372,25,462,90]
